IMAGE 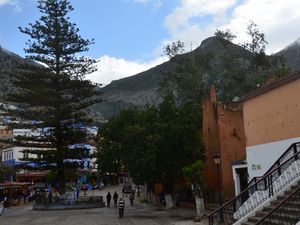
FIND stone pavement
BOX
[0,203,209,225]
[0,184,210,225]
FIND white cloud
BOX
[86,55,167,86]
[0,0,21,13]
[224,0,300,53]
[163,0,237,50]
[0,0,12,6]
[132,0,161,8]
[163,0,300,54]
[133,0,150,3]
[88,0,300,85]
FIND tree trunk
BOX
[165,194,174,209]
[58,167,66,195]
[195,195,205,220]
[193,184,205,221]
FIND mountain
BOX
[275,37,300,71]
[0,46,37,99]
[1,36,300,120]
[93,36,276,119]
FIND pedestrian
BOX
[113,191,118,207]
[48,191,52,203]
[76,186,80,199]
[129,191,134,206]
[84,185,87,196]
[118,197,125,218]
[106,191,111,207]
[0,197,7,216]
[137,185,140,197]
[160,191,165,206]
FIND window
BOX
[23,152,29,159]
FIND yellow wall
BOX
[243,78,300,147]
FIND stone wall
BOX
[202,87,246,201]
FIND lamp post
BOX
[213,153,222,205]
[214,153,224,222]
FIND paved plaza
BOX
[0,185,209,225]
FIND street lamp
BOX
[213,153,222,206]
[214,153,224,222]
[213,153,221,165]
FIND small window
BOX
[23,152,29,159]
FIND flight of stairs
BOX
[241,181,300,225]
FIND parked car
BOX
[122,183,132,194]
[93,182,104,190]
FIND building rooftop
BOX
[239,73,300,102]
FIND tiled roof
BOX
[239,73,300,102]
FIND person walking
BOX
[118,197,125,218]
[129,191,134,206]
[48,191,53,203]
[106,192,111,208]
[113,191,118,207]
[0,197,7,216]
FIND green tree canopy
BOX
[0,163,16,182]
[6,0,101,194]
[214,29,237,42]
[163,40,185,59]
[242,21,268,54]
[97,95,205,194]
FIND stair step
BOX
[255,211,269,217]
[262,206,273,212]
[248,216,261,223]
[241,222,255,225]
[265,217,299,224]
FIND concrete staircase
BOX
[208,144,300,225]
[241,181,300,225]
[234,159,300,221]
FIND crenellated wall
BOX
[202,87,246,201]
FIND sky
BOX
[1,0,300,86]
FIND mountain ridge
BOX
[1,36,300,119]
[275,37,300,71]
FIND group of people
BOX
[106,190,135,218]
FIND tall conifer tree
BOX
[6,0,101,194]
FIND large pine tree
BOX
[6,0,101,195]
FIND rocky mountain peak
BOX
[282,37,300,50]
[275,36,300,71]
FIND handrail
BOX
[255,183,300,225]
[248,142,300,186]
[208,149,300,225]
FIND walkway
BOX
[0,184,209,225]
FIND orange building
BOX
[241,73,300,179]
[0,126,13,140]
[202,87,246,202]
[0,126,13,161]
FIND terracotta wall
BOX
[0,127,13,140]
[202,87,246,200]
[243,79,300,147]
[202,87,220,197]
[217,103,246,198]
